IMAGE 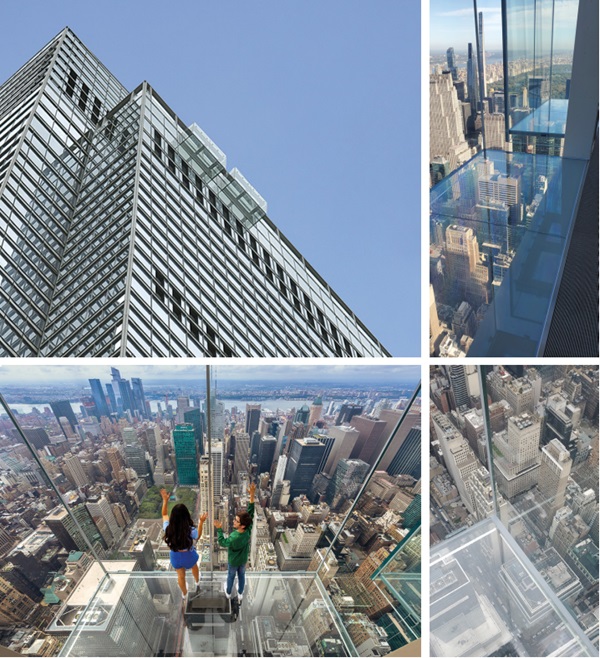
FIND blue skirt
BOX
[170,549,199,570]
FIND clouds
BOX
[0,362,420,386]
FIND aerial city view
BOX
[0,364,421,656]
[429,365,599,656]
[429,0,598,357]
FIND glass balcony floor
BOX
[430,150,588,356]
[57,571,356,657]
[510,100,569,137]
[430,517,595,657]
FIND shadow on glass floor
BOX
[430,517,595,657]
[55,570,355,657]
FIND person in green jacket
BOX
[214,482,255,602]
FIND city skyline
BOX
[0,363,420,386]
[0,365,422,656]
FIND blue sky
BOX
[0,0,421,355]
[430,0,502,53]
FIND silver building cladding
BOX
[0,28,389,357]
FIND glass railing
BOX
[57,570,355,657]
[430,149,587,356]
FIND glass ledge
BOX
[510,100,570,137]
[430,150,588,356]
[54,570,357,657]
[430,517,596,657]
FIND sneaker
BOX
[223,581,231,599]
[237,591,243,603]
[194,580,200,592]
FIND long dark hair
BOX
[164,503,195,551]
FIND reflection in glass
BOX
[429,365,599,656]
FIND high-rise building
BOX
[0,577,36,625]
[493,413,541,499]
[63,453,88,489]
[308,397,323,427]
[50,400,77,437]
[0,28,388,357]
[448,365,469,408]
[446,47,458,81]
[122,427,151,482]
[257,435,277,476]
[348,416,388,467]
[326,459,370,509]
[478,12,488,99]
[322,424,360,475]
[245,404,261,436]
[294,405,310,425]
[43,505,106,552]
[444,224,490,308]
[130,378,148,418]
[172,423,199,486]
[183,407,205,456]
[335,403,363,426]
[86,495,121,543]
[539,439,572,524]
[386,426,422,478]
[285,438,326,499]
[88,379,110,419]
[430,73,473,174]
[467,42,479,115]
[211,441,223,500]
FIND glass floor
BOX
[511,100,569,137]
[56,571,356,657]
[430,517,596,657]
[430,149,588,356]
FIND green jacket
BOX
[216,501,254,567]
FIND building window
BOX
[65,69,77,97]
[153,129,162,158]
[91,97,102,125]
[167,144,176,174]
[78,83,89,112]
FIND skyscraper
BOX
[430,73,473,174]
[130,378,148,419]
[245,404,261,436]
[88,379,110,419]
[172,423,199,486]
[122,427,151,482]
[386,426,422,479]
[0,28,388,358]
[478,13,488,99]
[446,47,458,81]
[539,439,572,524]
[183,407,205,456]
[49,401,77,437]
[467,42,479,115]
[43,505,106,552]
[285,438,326,499]
[257,435,277,476]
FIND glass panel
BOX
[504,0,580,139]
[317,385,422,655]
[58,571,354,657]
[430,364,599,656]
[430,150,587,356]
[430,517,594,657]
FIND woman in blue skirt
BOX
[161,489,206,599]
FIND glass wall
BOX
[0,364,421,657]
[429,365,599,656]
[504,0,580,141]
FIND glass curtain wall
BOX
[429,364,599,657]
[0,367,421,657]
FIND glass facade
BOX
[429,0,597,357]
[430,365,599,656]
[0,365,421,656]
[0,28,388,357]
